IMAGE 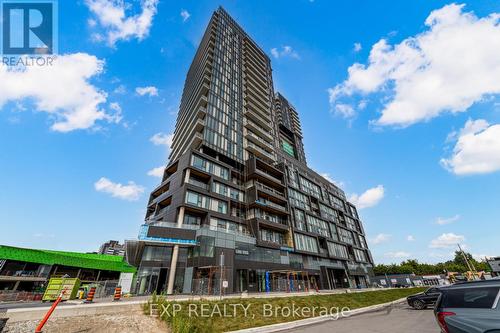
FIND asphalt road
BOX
[288,302,440,333]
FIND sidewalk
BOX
[1,288,387,323]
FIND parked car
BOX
[407,286,442,309]
[434,279,500,333]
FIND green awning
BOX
[0,245,136,273]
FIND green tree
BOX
[373,252,492,276]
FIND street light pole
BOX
[220,251,224,300]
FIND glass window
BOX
[184,214,201,225]
[288,188,310,211]
[294,209,306,231]
[192,155,206,170]
[358,235,367,249]
[259,229,285,245]
[306,215,330,238]
[217,201,227,213]
[354,248,367,262]
[287,167,299,188]
[330,224,339,241]
[300,176,321,199]
[294,233,319,253]
[198,236,215,257]
[142,246,172,261]
[345,216,359,232]
[327,242,348,259]
[441,287,500,309]
[210,218,249,235]
[186,192,201,206]
[329,194,345,212]
[212,181,244,202]
[339,228,354,245]
[185,191,227,214]
[349,205,359,219]
[319,203,337,222]
[282,140,295,157]
[191,154,229,180]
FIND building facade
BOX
[98,240,125,256]
[125,7,374,295]
[0,245,135,292]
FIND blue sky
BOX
[1,0,500,264]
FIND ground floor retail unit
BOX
[125,238,373,295]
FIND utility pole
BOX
[458,244,477,280]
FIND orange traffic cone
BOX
[84,287,96,303]
[113,286,122,301]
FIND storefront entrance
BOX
[135,267,169,295]
[326,268,350,289]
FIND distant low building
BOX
[98,240,125,256]
[372,274,423,288]
[487,257,500,276]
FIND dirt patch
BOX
[5,312,169,333]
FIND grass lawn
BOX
[146,287,426,333]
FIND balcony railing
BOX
[246,141,274,161]
[147,221,200,230]
[255,182,285,198]
[204,225,252,237]
[259,215,288,226]
[245,131,274,152]
[254,165,283,184]
[243,118,273,141]
[255,198,287,212]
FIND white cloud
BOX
[353,42,362,52]
[150,132,174,148]
[114,84,127,94]
[270,46,300,60]
[441,119,500,175]
[180,9,191,22]
[329,4,500,126]
[370,233,391,245]
[107,102,123,123]
[472,254,494,261]
[333,103,356,118]
[0,53,121,132]
[407,235,415,241]
[33,233,55,239]
[436,214,461,225]
[349,185,385,209]
[429,233,465,249]
[85,0,159,47]
[386,251,411,259]
[136,86,158,97]
[320,173,344,188]
[94,177,144,201]
[88,18,97,27]
[147,166,164,178]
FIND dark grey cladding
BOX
[129,7,374,295]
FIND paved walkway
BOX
[288,302,439,333]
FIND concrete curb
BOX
[226,297,408,333]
